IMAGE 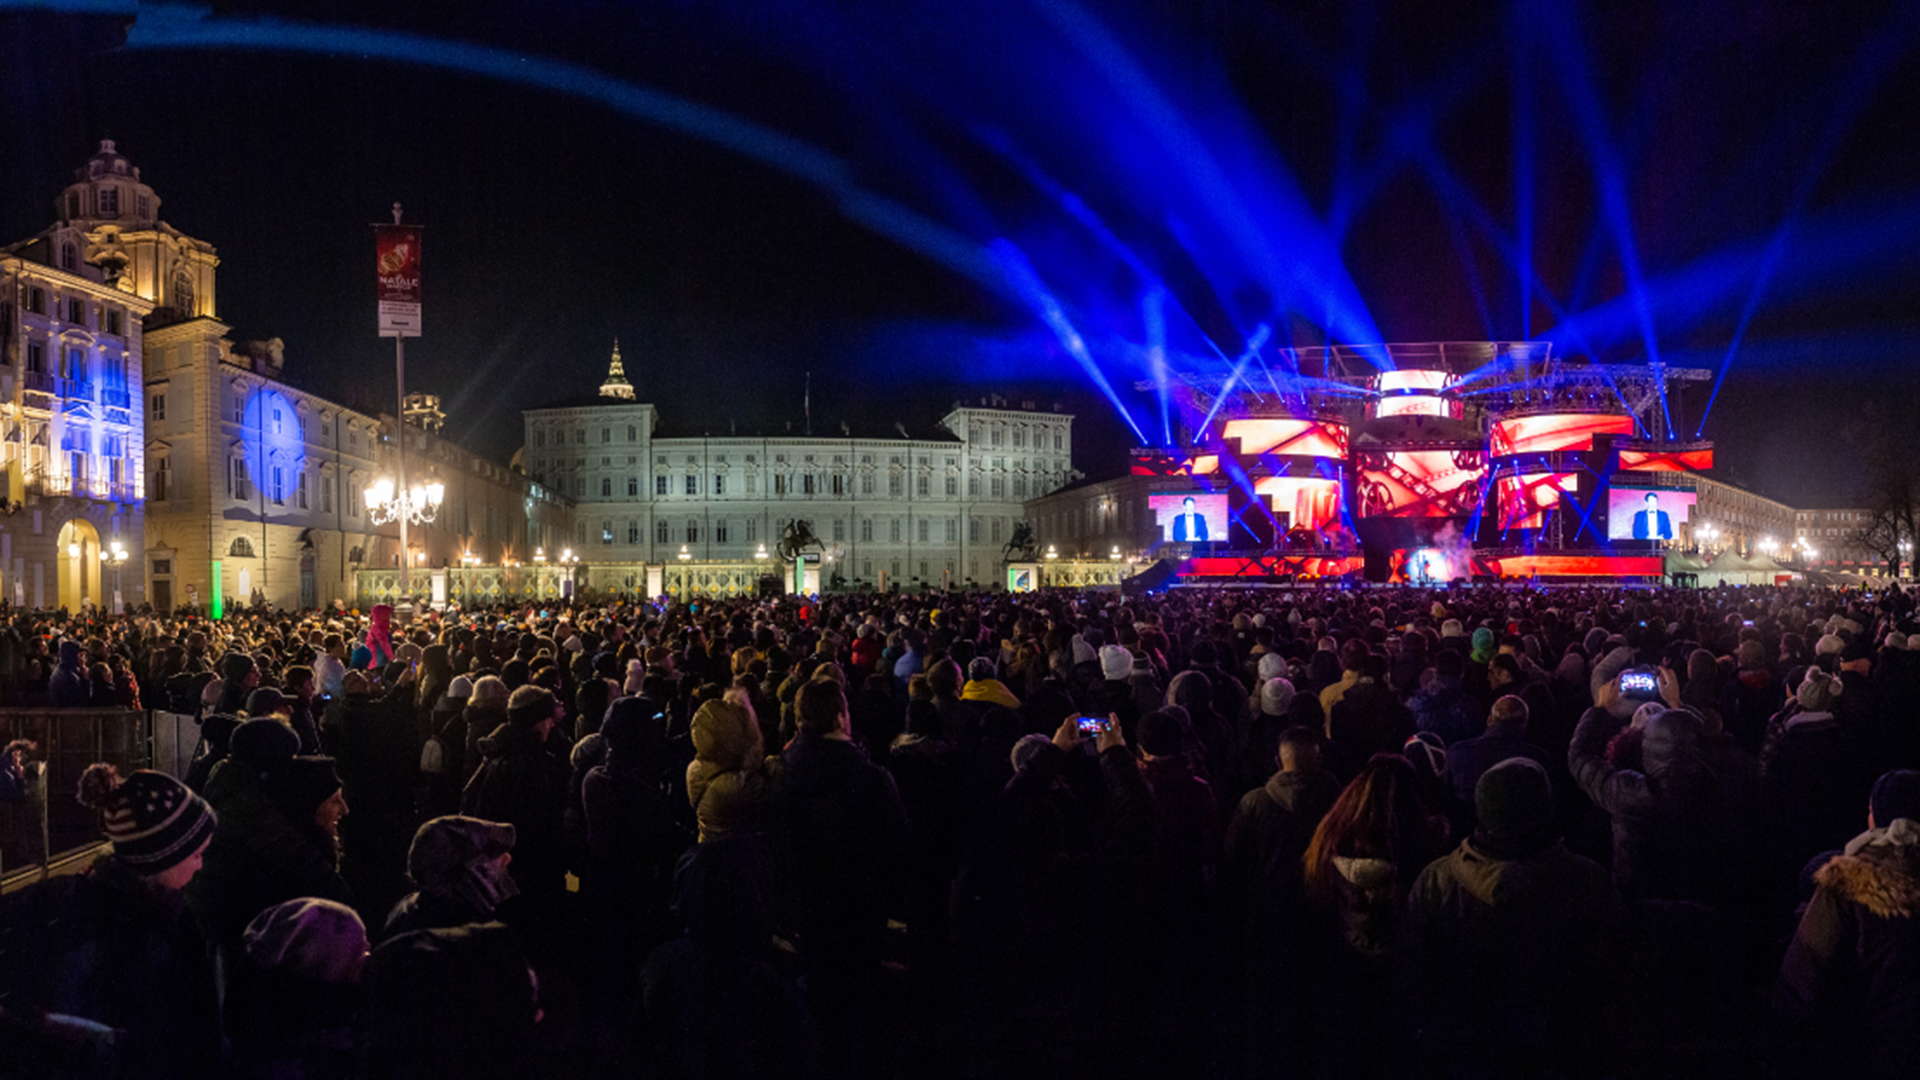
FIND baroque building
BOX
[0,139,157,610]
[5,139,570,612]
[520,345,1077,589]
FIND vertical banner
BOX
[375,225,423,338]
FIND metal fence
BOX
[0,708,150,888]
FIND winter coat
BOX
[457,703,509,785]
[1763,711,1873,876]
[0,854,220,1079]
[1409,676,1482,747]
[773,734,911,957]
[1775,818,1920,1079]
[1445,728,1554,812]
[362,921,540,1080]
[186,758,355,950]
[1402,837,1621,1072]
[1569,707,1732,905]
[1139,754,1220,909]
[461,722,571,901]
[686,703,770,842]
[581,756,688,962]
[1224,767,1340,885]
[1329,680,1416,763]
[47,640,89,707]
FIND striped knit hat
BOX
[78,764,217,875]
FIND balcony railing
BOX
[21,371,56,394]
[24,474,133,502]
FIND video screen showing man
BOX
[1148,492,1229,545]
[1632,490,1673,540]
[1606,487,1694,541]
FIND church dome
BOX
[55,139,160,226]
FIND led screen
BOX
[1148,492,1229,543]
[1607,487,1697,540]
[1373,395,1450,418]
[1376,369,1450,392]
[1254,475,1343,531]
[1496,472,1577,530]
[1491,413,1635,457]
[1356,450,1487,518]
[1220,418,1348,459]
[1618,447,1714,472]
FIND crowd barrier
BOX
[0,708,153,891]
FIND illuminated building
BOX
[3,140,570,612]
[520,357,1074,589]
[0,140,157,610]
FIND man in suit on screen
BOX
[1172,496,1210,542]
[1631,491,1674,540]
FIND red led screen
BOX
[1495,472,1576,530]
[1357,449,1487,518]
[1476,554,1665,578]
[1183,555,1363,579]
[1618,447,1714,472]
[1221,418,1348,459]
[1490,413,1635,457]
[1254,475,1343,531]
[1373,395,1450,419]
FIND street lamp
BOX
[1109,545,1122,562]
[1044,544,1057,560]
[365,474,444,526]
[754,543,768,560]
[677,545,691,561]
[99,541,128,614]
[533,547,547,564]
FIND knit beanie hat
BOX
[1815,633,1846,657]
[243,898,368,984]
[1259,677,1296,717]
[229,717,300,771]
[1009,733,1052,773]
[272,757,343,819]
[507,685,556,727]
[1404,731,1447,781]
[623,660,646,696]
[448,675,475,700]
[244,687,288,717]
[1099,645,1132,682]
[78,764,217,876]
[1797,668,1844,712]
[1870,769,1920,825]
[1137,709,1184,757]
[1070,635,1097,666]
[1475,757,1555,852]
[1256,653,1288,683]
[221,652,257,684]
[967,656,997,682]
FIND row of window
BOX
[542,470,1058,501]
[16,287,130,338]
[585,515,1014,546]
[966,422,1067,450]
[65,184,148,220]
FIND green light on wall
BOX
[210,560,223,619]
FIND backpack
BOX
[419,733,448,776]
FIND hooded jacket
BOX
[461,722,570,899]
[1569,706,1731,905]
[1225,768,1341,881]
[685,701,770,842]
[1403,837,1620,1069]
[1775,818,1920,1079]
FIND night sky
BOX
[3,0,1917,507]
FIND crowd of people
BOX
[1,581,1918,1078]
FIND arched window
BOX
[172,270,195,317]
[229,536,255,558]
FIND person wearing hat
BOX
[1775,769,1920,1078]
[1762,667,1871,883]
[384,815,521,938]
[216,651,261,715]
[223,898,369,1076]
[1403,758,1620,1075]
[1,765,221,1077]
[187,718,355,953]
[581,698,685,987]
[1571,697,1733,906]
[461,684,571,909]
